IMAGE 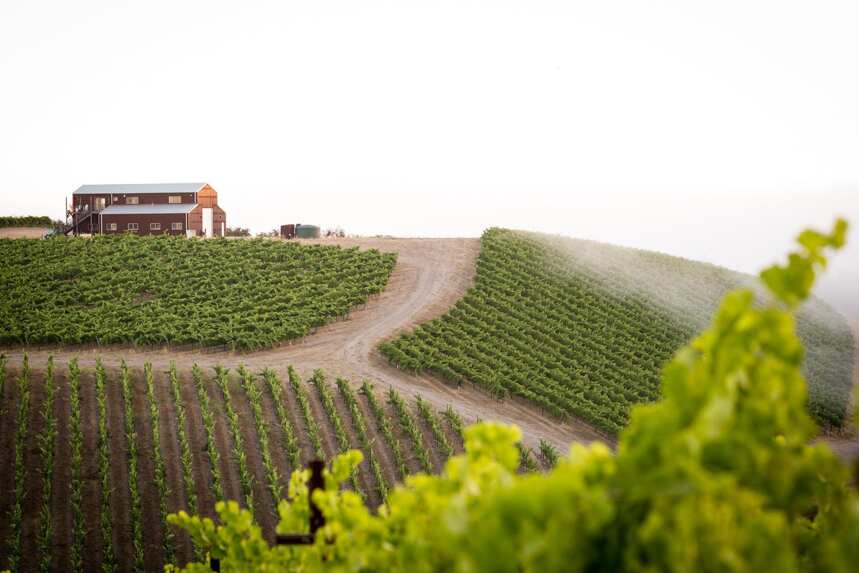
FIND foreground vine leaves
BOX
[167,220,858,573]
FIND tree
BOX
[225,226,251,237]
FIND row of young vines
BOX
[379,228,856,433]
[0,357,555,571]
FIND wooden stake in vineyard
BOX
[209,459,326,572]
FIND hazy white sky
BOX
[1,1,857,316]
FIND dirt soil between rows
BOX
[2,237,607,452]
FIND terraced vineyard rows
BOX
[0,356,547,571]
[0,235,396,350]
[380,228,856,433]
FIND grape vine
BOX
[361,381,408,480]
[68,359,85,571]
[36,358,57,573]
[415,396,454,461]
[387,388,432,474]
[95,360,117,572]
[336,378,389,502]
[190,364,224,504]
[288,366,325,460]
[119,362,145,571]
[311,370,363,497]
[6,356,31,572]
[261,368,301,472]
[214,366,255,517]
[237,365,282,515]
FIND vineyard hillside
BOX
[1,237,586,452]
[0,357,552,571]
[0,235,396,350]
[381,228,856,433]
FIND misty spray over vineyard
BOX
[381,229,854,432]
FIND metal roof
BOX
[100,203,198,215]
[74,183,207,195]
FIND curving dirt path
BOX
[2,238,608,452]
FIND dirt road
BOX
[0,226,49,238]
[2,237,608,451]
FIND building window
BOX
[127,222,139,231]
[126,196,139,205]
[150,222,161,231]
[94,197,106,210]
[107,223,117,231]
[168,195,182,204]
[171,222,183,231]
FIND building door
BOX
[202,208,213,238]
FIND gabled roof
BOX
[100,203,198,215]
[74,183,208,195]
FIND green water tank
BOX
[295,224,321,238]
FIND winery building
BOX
[69,183,226,237]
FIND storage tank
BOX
[295,224,321,238]
[280,224,295,239]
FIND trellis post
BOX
[210,459,326,571]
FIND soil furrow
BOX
[0,363,20,570]
[179,371,217,521]
[154,368,193,565]
[50,370,72,571]
[413,404,447,474]
[385,396,423,476]
[20,371,46,573]
[301,373,338,464]
[227,372,277,540]
[104,366,132,572]
[281,367,315,468]
[256,370,294,498]
[131,366,163,573]
[356,390,400,495]
[204,369,242,505]
[330,385,378,504]
[80,369,103,573]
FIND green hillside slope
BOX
[0,235,395,350]
[380,228,855,432]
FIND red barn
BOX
[69,183,226,237]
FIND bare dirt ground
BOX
[0,226,49,238]
[3,237,607,452]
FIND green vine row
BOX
[387,388,432,474]
[337,378,389,501]
[191,364,224,504]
